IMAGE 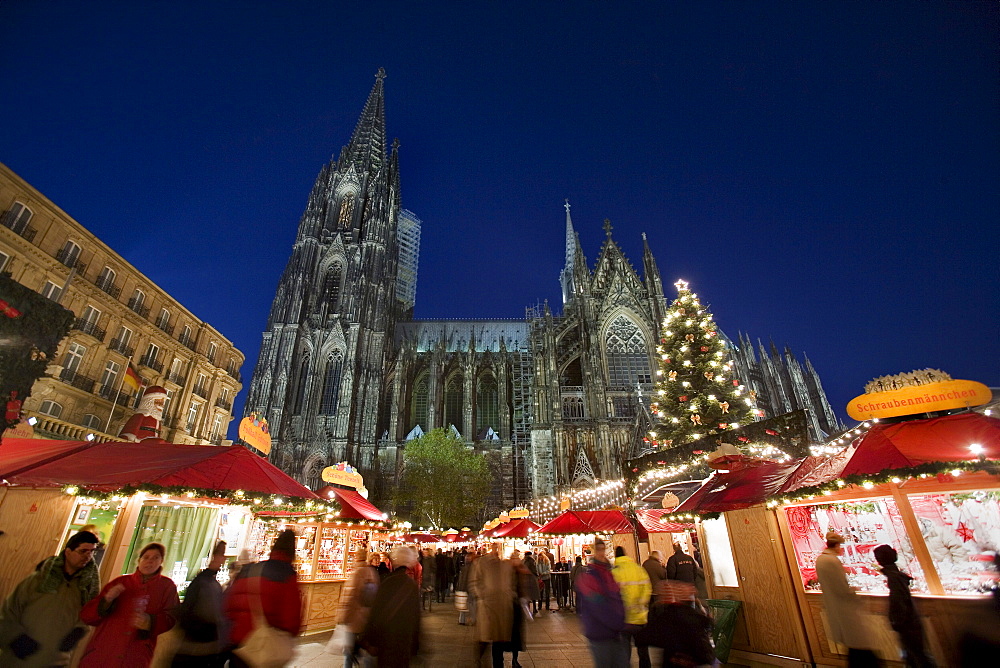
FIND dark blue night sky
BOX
[1,2,997,435]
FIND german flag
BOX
[123,362,144,393]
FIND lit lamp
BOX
[970,443,985,462]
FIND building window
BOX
[100,360,121,394]
[338,196,355,228]
[0,250,10,273]
[210,415,224,442]
[444,375,464,435]
[129,289,145,308]
[3,201,33,233]
[81,413,102,430]
[292,355,310,414]
[115,325,133,347]
[605,315,652,387]
[411,374,429,430]
[81,305,101,326]
[163,389,175,419]
[62,342,86,374]
[40,280,62,301]
[322,265,342,314]
[475,376,499,436]
[187,402,201,432]
[562,396,585,419]
[319,352,343,415]
[58,240,82,268]
[156,308,170,328]
[97,266,116,288]
[143,343,160,366]
[207,341,217,363]
[39,400,63,418]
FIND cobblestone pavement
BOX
[292,601,654,667]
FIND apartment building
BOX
[0,162,243,444]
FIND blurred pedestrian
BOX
[575,539,628,667]
[613,546,652,668]
[874,544,934,667]
[642,551,667,597]
[666,543,697,584]
[420,548,436,609]
[569,555,585,608]
[225,529,302,668]
[816,531,878,667]
[0,530,100,667]
[435,549,453,603]
[337,548,379,668]
[536,551,552,611]
[171,540,228,667]
[79,542,180,667]
[457,550,478,626]
[650,579,714,667]
[362,545,421,667]
[470,544,516,668]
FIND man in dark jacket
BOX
[435,549,453,603]
[225,530,302,667]
[874,544,934,668]
[364,545,421,667]
[642,551,667,597]
[666,543,698,583]
[174,541,227,667]
[574,540,628,667]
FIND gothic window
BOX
[604,315,652,387]
[411,374,429,429]
[444,374,463,435]
[562,396,584,419]
[475,375,499,435]
[292,355,310,414]
[319,352,343,415]
[322,265,343,314]
[338,196,355,228]
[561,358,583,387]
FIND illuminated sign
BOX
[322,462,364,490]
[847,379,992,421]
[238,412,271,454]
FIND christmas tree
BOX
[647,280,755,448]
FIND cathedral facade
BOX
[246,72,842,513]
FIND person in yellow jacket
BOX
[612,546,653,668]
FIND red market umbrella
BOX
[400,533,441,543]
[0,438,319,500]
[490,517,540,538]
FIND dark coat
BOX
[642,557,667,589]
[666,552,697,583]
[363,567,421,667]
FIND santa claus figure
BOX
[119,385,167,442]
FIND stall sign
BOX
[847,379,991,420]
[509,508,529,519]
[238,412,271,454]
[322,462,364,489]
[2,418,34,439]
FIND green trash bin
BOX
[705,599,741,664]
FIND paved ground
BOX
[292,601,655,667]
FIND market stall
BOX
[673,411,1000,666]
[535,509,643,560]
[0,437,324,601]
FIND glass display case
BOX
[784,499,927,594]
[295,525,317,578]
[316,526,347,579]
[907,490,1000,595]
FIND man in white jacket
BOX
[815,531,878,667]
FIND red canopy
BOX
[0,438,319,499]
[317,486,386,521]
[537,510,637,535]
[635,508,695,533]
[399,532,441,543]
[490,517,540,538]
[443,530,476,542]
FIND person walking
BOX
[224,529,302,667]
[642,550,667,595]
[336,548,379,668]
[457,551,478,626]
[0,530,100,667]
[362,545,421,667]
[650,579,715,668]
[435,549,453,603]
[419,548,436,610]
[613,546,653,668]
[469,544,516,668]
[815,531,878,667]
[575,539,628,667]
[874,544,934,667]
[79,542,180,667]
[519,552,541,614]
[536,551,552,611]
[172,540,229,667]
[666,543,697,584]
[569,555,585,609]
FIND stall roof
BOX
[0,438,319,500]
[490,517,540,538]
[676,412,1000,514]
[537,510,637,535]
[635,508,695,532]
[320,487,386,521]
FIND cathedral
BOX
[245,71,842,513]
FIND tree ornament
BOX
[704,371,714,380]
[678,395,688,402]
[700,346,709,352]
[685,333,695,342]
[719,401,730,413]
[669,370,677,380]
[690,414,702,425]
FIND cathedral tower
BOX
[245,70,405,487]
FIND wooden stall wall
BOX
[0,487,76,599]
[301,580,345,633]
[719,505,813,665]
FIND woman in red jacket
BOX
[79,542,180,667]
[224,529,302,666]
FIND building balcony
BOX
[73,318,106,342]
[55,247,86,273]
[165,370,186,386]
[97,383,134,404]
[215,396,233,411]
[59,368,97,393]
[156,320,174,336]
[94,276,122,299]
[138,353,163,373]
[127,298,150,318]
[0,210,37,243]
[193,384,210,399]
[178,333,195,349]
[108,337,135,358]
[227,368,242,383]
